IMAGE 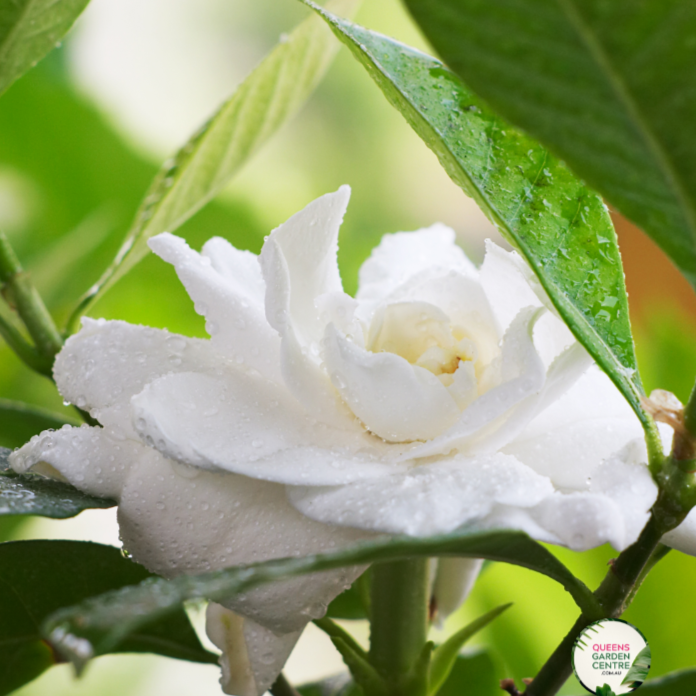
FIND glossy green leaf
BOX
[42,528,598,670]
[0,399,78,449]
[404,0,696,291]
[435,650,504,696]
[0,447,114,517]
[304,4,655,440]
[0,0,90,97]
[0,540,216,695]
[622,644,651,687]
[66,0,359,331]
[428,604,511,695]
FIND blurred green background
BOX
[1,0,694,694]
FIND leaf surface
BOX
[42,528,599,670]
[0,447,114,518]
[0,0,90,97]
[404,0,696,290]
[0,540,216,695]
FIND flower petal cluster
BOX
[11,187,659,694]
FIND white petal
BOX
[55,318,217,437]
[402,307,546,460]
[260,186,349,344]
[131,370,404,485]
[663,510,696,556]
[356,225,477,312]
[432,558,484,623]
[9,424,137,499]
[117,451,368,633]
[206,603,301,696]
[288,453,554,536]
[148,233,281,382]
[323,323,460,442]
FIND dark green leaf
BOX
[326,572,369,620]
[0,446,115,518]
[622,644,651,686]
[67,0,360,331]
[596,686,616,696]
[615,669,696,695]
[0,540,216,695]
[428,604,511,695]
[304,4,655,440]
[0,399,77,449]
[435,650,504,696]
[404,0,696,291]
[42,528,599,670]
[0,0,90,97]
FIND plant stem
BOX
[369,559,430,694]
[525,509,669,696]
[0,232,63,368]
[0,311,51,374]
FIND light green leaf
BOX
[403,0,696,291]
[428,604,511,696]
[42,528,599,671]
[622,644,651,686]
[0,447,114,518]
[303,4,656,444]
[66,0,359,331]
[0,0,90,97]
[0,540,216,695]
[0,399,78,450]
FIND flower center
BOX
[366,301,479,386]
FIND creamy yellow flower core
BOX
[366,301,480,386]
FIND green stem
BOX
[0,311,52,375]
[0,232,63,365]
[525,510,669,696]
[369,559,430,693]
[683,379,696,440]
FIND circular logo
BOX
[572,619,650,694]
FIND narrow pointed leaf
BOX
[67,0,358,330]
[304,4,654,438]
[331,637,388,696]
[0,399,78,449]
[428,604,511,696]
[0,447,114,518]
[42,528,599,671]
[0,540,216,695]
[404,0,696,290]
[0,0,90,97]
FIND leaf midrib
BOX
[556,0,696,245]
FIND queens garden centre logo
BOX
[572,619,651,694]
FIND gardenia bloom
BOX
[11,187,660,694]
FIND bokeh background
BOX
[1,0,695,694]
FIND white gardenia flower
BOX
[11,186,661,694]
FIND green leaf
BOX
[331,637,388,696]
[66,0,359,332]
[0,399,78,449]
[42,528,599,671]
[428,604,511,696]
[0,447,115,518]
[0,0,90,97]
[622,644,651,686]
[303,4,656,443]
[326,572,369,620]
[596,685,616,696]
[434,650,504,696]
[0,540,216,695]
[403,0,696,292]
[611,669,696,695]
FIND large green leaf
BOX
[599,670,696,695]
[0,447,114,517]
[304,4,654,439]
[0,0,90,97]
[42,528,599,670]
[403,0,696,291]
[0,399,78,449]
[0,540,216,695]
[66,0,359,331]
